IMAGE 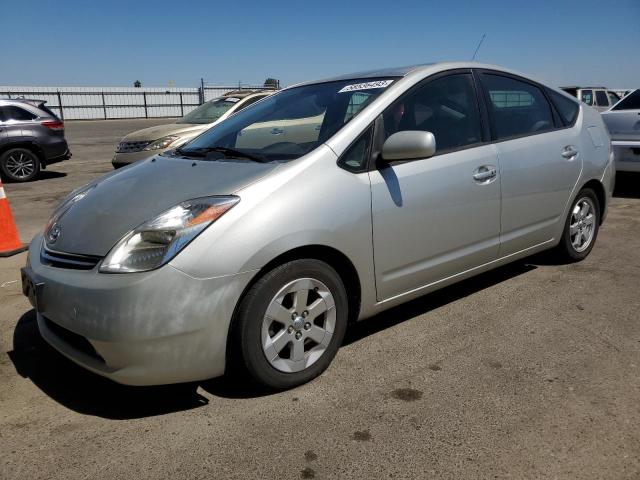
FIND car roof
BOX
[219,90,273,99]
[288,62,549,89]
[561,86,608,90]
[0,98,47,108]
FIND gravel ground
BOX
[1,119,639,479]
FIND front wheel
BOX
[556,188,600,261]
[231,259,348,389]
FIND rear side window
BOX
[608,91,620,105]
[481,74,554,140]
[547,89,580,126]
[580,90,594,106]
[612,90,640,110]
[39,104,60,119]
[2,106,37,121]
[595,90,609,107]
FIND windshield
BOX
[178,78,396,161]
[176,97,240,124]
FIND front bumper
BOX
[22,235,257,386]
[112,149,166,168]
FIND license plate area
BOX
[20,267,44,311]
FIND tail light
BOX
[41,120,64,131]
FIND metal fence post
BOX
[179,92,184,116]
[56,90,64,120]
[143,92,148,118]
[101,92,108,120]
[200,78,205,104]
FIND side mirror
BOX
[381,131,436,162]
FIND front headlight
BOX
[143,135,180,151]
[100,196,239,273]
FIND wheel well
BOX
[0,142,44,163]
[582,179,606,224]
[224,245,362,372]
[255,245,362,324]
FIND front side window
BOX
[177,97,240,124]
[612,90,640,111]
[180,78,395,161]
[595,90,609,107]
[3,106,37,122]
[482,74,554,140]
[581,90,594,106]
[381,73,482,153]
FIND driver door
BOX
[370,72,501,300]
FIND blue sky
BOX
[2,0,639,89]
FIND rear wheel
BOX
[556,188,600,261]
[231,259,348,389]
[0,148,41,182]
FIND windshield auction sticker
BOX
[338,80,394,93]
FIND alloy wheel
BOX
[261,277,336,373]
[569,197,596,253]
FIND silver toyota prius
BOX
[21,63,615,389]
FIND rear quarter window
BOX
[547,89,580,126]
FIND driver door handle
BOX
[271,128,284,135]
[473,166,497,183]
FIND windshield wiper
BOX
[177,146,267,163]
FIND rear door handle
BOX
[562,145,579,159]
[271,128,284,135]
[473,165,497,182]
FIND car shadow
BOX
[614,172,640,199]
[9,260,538,413]
[8,310,208,419]
[343,260,536,346]
[38,170,67,180]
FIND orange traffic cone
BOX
[0,180,27,257]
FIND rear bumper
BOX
[613,145,640,173]
[23,234,257,386]
[45,149,71,166]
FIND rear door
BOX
[477,71,583,256]
[601,90,640,142]
[370,71,501,300]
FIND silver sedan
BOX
[22,62,615,389]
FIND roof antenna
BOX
[471,34,486,61]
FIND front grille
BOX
[43,316,105,363]
[116,140,151,153]
[41,246,101,270]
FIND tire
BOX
[556,188,600,261]
[0,148,41,182]
[231,259,348,389]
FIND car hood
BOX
[122,123,207,142]
[48,156,280,256]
